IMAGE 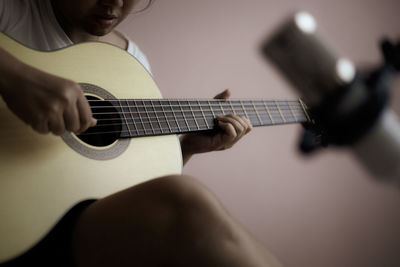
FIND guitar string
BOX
[87,103,304,111]
[83,114,308,131]
[2,109,307,136]
[87,100,304,110]
[89,106,305,112]
[81,103,304,122]
[86,99,302,103]
[76,118,304,137]
[89,108,305,117]
[2,114,307,138]
[88,102,304,110]
[2,101,307,136]
[79,121,307,135]
[86,99,303,104]
[2,112,307,133]
[86,100,306,121]
[91,110,307,124]
[91,109,307,120]
[85,100,306,118]
[76,113,308,136]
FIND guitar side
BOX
[0,33,183,262]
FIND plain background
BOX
[118,1,400,266]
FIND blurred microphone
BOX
[261,12,400,183]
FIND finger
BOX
[63,100,80,134]
[33,118,50,134]
[48,112,66,136]
[77,95,97,133]
[219,114,252,139]
[214,89,231,100]
[227,115,252,136]
[217,115,246,138]
[217,120,237,145]
[238,115,253,134]
[228,114,249,133]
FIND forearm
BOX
[0,47,26,96]
[181,152,193,166]
[180,135,194,166]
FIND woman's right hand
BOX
[0,50,96,136]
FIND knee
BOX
[143,175,241,254]
[141,175,220,230]
[145,174,215,212]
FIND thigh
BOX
[71,175,283,267]
[71,175,196,267]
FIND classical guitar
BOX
[0,32,310,262]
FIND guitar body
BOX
[0,33,182,262]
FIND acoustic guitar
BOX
[0,32,310,262]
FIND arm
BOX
[180,137,194,166]
[0,47,96,135]
[180,89,252,166]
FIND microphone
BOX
[261,12,400,183]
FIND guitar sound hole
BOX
[77,96,122,147]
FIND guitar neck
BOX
[91,99,311,138]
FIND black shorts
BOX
[0,199,96,267]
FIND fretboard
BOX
[89,99,310,138]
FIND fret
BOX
[287,100,297,122]
[284,101,302,123]
[254,101,272,125]
[156,100,172,133]
[251,100,263,126]
[127,99,144,136]
[133,100,150,135]
[263,101,274,124]
[218,101,226,115]
[150,100,164,134]
[203,100,216,129]
[240,100,249,118]
[190,100,209,129]
[213,100,223,116]
[299,99,311,122]
[275,100,286,123]
[280,100,296,123]
[180,100,197,131]
[186,100,200,130]
[239,100,259,126]
[166,100,181,132]
[178,101,191,131]
[117,100,132,137]
[228,101,236,114]
[177,101,191,131]
[163,100,182,132]
[220,101,233,115]
[294,100,309,122]
[137,100,153,134]
[208,100,216,118]
[266,102,283,124]
[197,100,210,129]
[125,99,140,136]
[142,100,157,135]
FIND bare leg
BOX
[72,175,282,267]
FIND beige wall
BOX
[118,1,400,266]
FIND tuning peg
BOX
[381,38,400,71]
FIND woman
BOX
[0,0,282,266]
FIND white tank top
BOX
[0,0,151,72]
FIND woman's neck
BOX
[50,0,100,44]
[50,1,126,49]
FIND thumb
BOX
[214,89,231,100]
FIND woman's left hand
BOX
[180,89,252,165]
